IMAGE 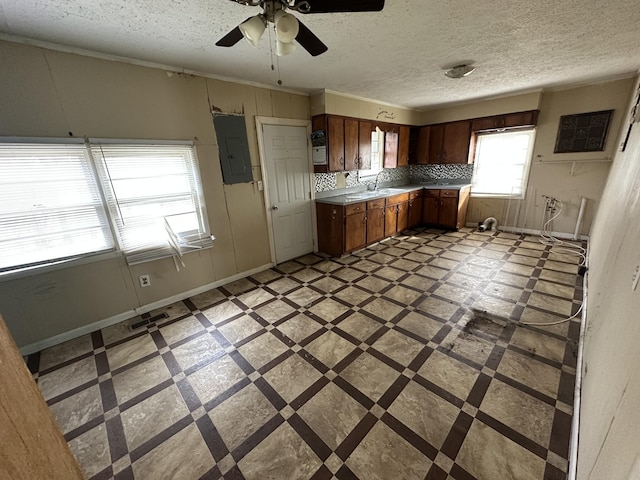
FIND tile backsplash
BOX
[410,164,474,181]
[314,164,473,192]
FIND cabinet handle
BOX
[340,157,345,168]
[363,216,367,223]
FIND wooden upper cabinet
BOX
[503,110,539,128]
[383,130,399,168]
[327,116,345,171]
[427,121,471,164]
[397,125,410,167]
[428,124,445,164]
[344,118,359,171]
[358,120,372,170]
[442,120,472,164]
[471,110,539,132]
[413,126,431,164]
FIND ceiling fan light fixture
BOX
[276,39,296,56]
[445,64,476,79]
[274,10,299,43]
[239,15,266,47]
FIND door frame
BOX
[255,116,317,265]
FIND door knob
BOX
[272,205,279,210]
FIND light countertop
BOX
[315,182,472,206]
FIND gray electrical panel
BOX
[214,114,253,184]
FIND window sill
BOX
[470,193,525,200]
[0,251,123,283]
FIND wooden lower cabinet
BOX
[384,193,409,237]
[316,203,344,256]
[397,201,409,232]
[345,211,367,251]
[317,187,469,256]
[421,187,470,229]
[407,190,423,228]
[384,205,397,237]
[367,199,386,243]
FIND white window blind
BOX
[0,143,115,272]
[91,143,213,266]
[471,129,536,198]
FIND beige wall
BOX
[421,91,542,124]
[578,75,640,479]
[0,40,309,348]
[312,89,423,125]
[466,77,635,236]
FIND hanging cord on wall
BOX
[519,195,587,326]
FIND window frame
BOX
[90,139,213,266]
[0,137,214,280]
[470,128,536,199]
[358,127,384,178]
[0,139,117,277]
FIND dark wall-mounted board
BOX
[554,110,613,153]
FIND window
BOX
[0,143,114,272]
[471,129,536,198]
[0,140,213,274]
[91,142,212,266]
[358,127,384,177]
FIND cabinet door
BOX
[397,126,410,167]
[471,116,500,131]
[344,118,359,171]
[384,205,398,236]
[422,194,439,224]
[316,203,344,256]
[396,201,409,232]
[366,207,385,244]
[415,126,431,164]
[358,120,372,170]
[442,120,471,164]
[408,197,422,228]
[439,196,459,228]
[428,124,445,164]
[383,131,399,168]
[345,212,367,252]
[503,111,538,128]
[327,116,345,171]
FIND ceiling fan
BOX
[216,0,385,57]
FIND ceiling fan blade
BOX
[295,20,328,56]
[295,0,385,13]
[216,17,254,47]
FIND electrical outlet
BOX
[139,275,151,288]
[632,266,640,291]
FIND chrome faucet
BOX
[368,171,384,191]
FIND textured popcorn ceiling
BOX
[1,0,639,109]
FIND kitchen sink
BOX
[345,192,379,200]
[375,188,406,194]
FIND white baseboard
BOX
[465,223,589,241]
[19,262,274,356]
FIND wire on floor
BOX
[519,195,586,327]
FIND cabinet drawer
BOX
[424,189,441,197]
[345,202,366,215]
[441,189,459,197]
[385,193,409,205]
[367,199,385,209]
[409,190,423,200]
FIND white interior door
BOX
[263,124,314,264]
